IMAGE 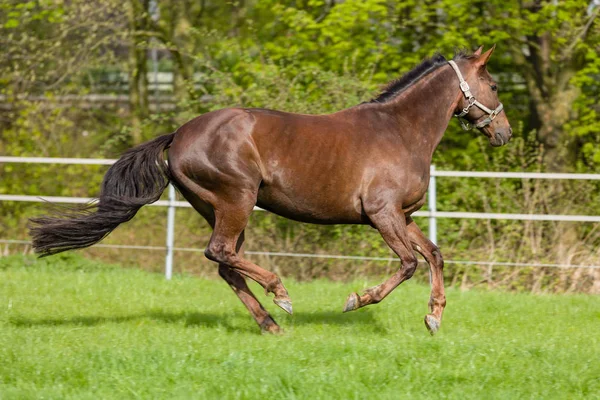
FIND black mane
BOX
[369,52,468,104]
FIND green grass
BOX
[1,254,599,399]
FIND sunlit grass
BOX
[1,254,599,399]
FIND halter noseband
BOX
[448,60,504,131]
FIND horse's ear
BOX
[476,44,496,66]
[473,46,484,56]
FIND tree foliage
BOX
[2,0,598,166]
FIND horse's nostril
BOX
[508,127,513,136]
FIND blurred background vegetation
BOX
[1,0,599,292]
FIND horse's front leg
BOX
[343,204,418,312]
[406,217,446,335]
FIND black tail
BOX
[30,133,175,256]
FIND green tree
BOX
[127,0,150,144]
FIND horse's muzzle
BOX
[490,128,512,147]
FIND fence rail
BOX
[1,156,599,276]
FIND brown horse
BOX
[30,46,511,335]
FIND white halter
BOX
[448,60,504,131]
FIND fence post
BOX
[165,183,176,280]
[428,165,437,245]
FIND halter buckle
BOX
[459,81,470,93]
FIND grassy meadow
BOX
[0,254,599,399]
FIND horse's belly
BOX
[256,186,365,225]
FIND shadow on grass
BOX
[284,309,388,334]
[9,311,256,333]
[9,309,386,334]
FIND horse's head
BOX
[452,45,512,147]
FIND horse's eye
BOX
[491,84,498,92]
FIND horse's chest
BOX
[402,192,427,215]
[389,161,430,201]
[381,162,430,211]
[405,171,429,198]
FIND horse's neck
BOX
[380,65,461,159]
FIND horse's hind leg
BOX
[176,184,283,332]
[205,198,292,315]
[343,205,418,312]
[218,231,281,333]
[406,218,446,335]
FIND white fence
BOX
[1,156,600,277]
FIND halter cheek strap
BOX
[448,60,504,131]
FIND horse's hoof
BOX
[424,314,441,335]
[261,323,284,335]
[343,292,360,313]
[274,298,293,315]
[259,317,282,335]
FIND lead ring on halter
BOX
[448,60,504,131]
